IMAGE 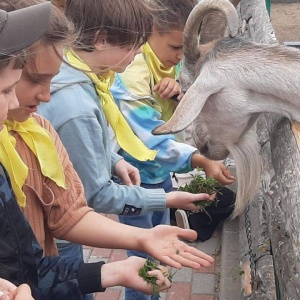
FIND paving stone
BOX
[109,249,128,262]
[192,273,215,294]
[219,219,241,300]
[83,248,92,263]
[194,256,216,274]
[94,288,121,300]
[91,247,112,258]
[190,295,214,300]
[223,217,239,232]
[172,266,193,282]
[84,214,241,299]
[88,256,106,263]
[167,283,191,300]
[194,237,219,255]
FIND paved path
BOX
[83,214,229,300]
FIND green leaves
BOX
[138,259,174,296]
[178,168,221,215]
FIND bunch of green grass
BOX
[138,259,174,296]
[178,168,221,213]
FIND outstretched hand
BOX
[136,225,214,269]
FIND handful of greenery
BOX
[138,259,174,296]
[177,168,221,213]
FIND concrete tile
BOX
[109,249,128,262]
[95,288,121,300]
[223,218,239,232]
[194,237,220,255]
[83,248,92,263]
[194,256,216,274]
[190,295,214,300]
[192,273,215,294]
[119,287,125,300]
[88,256,106,263]
[91,247,112,258]
[167,283,191,300]
[219,221,241,300]
[172,267,193,282]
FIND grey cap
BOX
[0,2,51,55]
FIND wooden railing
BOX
[237,0,300,299]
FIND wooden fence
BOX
[237,0,300,299]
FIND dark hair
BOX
[153,0,197,32]
[0,0,75,53]
[65,0,153,51]
[0,51,26,74]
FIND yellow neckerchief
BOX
[0,118,66,207]
[142,42,176,121]
[65,48,157,161]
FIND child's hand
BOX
[165,191,215,211]
[202,160,235,186]
[191,154,235,186]
[153,78,183,100]
[0,279,33,300]
[101,257,172,294]
[114,159,141,186]
[136,225,214,269]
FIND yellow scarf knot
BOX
[65,48,157,162]
[0,118,66,207]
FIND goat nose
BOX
[200,143,209,154]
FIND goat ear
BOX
[198,40,217,58]
[152,80,211,135]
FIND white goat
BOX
[152,0,300,217]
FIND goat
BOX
[152,0,300,217]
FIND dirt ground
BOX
[270,3,300,43]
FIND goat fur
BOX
[152,0,300,217]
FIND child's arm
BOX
[37,255,171,297]
[61,211,214,270]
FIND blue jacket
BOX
[38,61,166,215]
[0,163,104,299]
